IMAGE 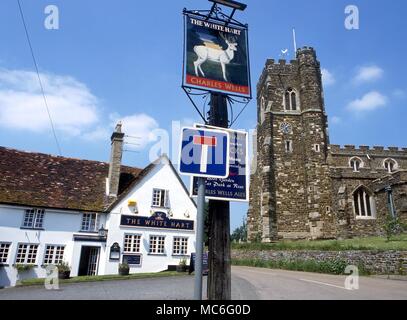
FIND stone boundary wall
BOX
[232,250,407,275]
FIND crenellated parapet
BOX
[257,59,299,96]
[329,144,407,156]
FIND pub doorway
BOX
[78,246,100,276]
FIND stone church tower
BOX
[248,47,407,242]
[248,47,336,241]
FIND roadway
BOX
[0,266,405,300]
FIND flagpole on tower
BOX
[293,28,297,53]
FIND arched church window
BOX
[284,88,299,111]
[260,96,266,124]
[349,157,363,172]
[353,186,376,218]
[383,158,398,173]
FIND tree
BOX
[230,218,247,243]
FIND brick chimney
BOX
[107,122,124,198]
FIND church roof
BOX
[0,146,143,212]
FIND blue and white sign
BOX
[179,127,230,179]
[191,125,249,202]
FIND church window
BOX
[353,186,376,219]
[285,140,293,153]
[349,157,363,172]
[383,159,398,173]
[284,88,299,111]
[260,97,266,124]
[314,144,320,152]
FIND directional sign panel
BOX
[191,125,249,202]
[179,127,230,179]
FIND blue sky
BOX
[0,0,406,231]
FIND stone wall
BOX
[232,249,407,275]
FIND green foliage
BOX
[232,259,369,276]
[383,216,405,241]
[119,263,129,271]
[178,258,187,266]
[18,271,185,287]
[231,218,247,243]
[14,264,34,272]
[56,261,70,272]
[232,234,407,251]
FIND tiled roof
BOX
[0,147,143,212]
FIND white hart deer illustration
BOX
[193,33,238,82]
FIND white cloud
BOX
[353,65,383,84]
[113,113,160,150]
[0,68,162,150]
[321,68,335,87]
[347,91,388,112]
[0,68,99,136]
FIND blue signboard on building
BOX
[120,212,194,231]
[189,252,209,276]
[179,127,230,179]
[191,126,249,202]
[123,254,142,266]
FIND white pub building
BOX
[0,123,197,287]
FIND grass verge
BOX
[232,234,407,251]
[232,259,371,276]
[18,271,189,287]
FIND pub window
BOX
[43,245,65,265]
[0,243,11,264]
[349,157,363,172]
[173,237,188,256]
[149,235,165,254]
[22,208,45,229]
[152,189,170,208]
[123,234,141,253]
[81,213,100,232]
[284,88,299,111]
[383,159,398,173]
[353,186,375,218]
[15,243,39,264]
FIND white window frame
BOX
[123,234,142,254]
[149,235,166,255]
[383,158,398,173]
[349,157,364,172]
[0,242,11,264]
[152,189,170,208]
[80,213,100,232]
[353,187,376,220]
[15,243,39,265]
[314,144,321,152]
[173,237,188,256]
[43,245,65,265]
[22,208,45,229]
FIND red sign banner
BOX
[186,75,250,95]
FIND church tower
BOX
[248,47,335,242]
